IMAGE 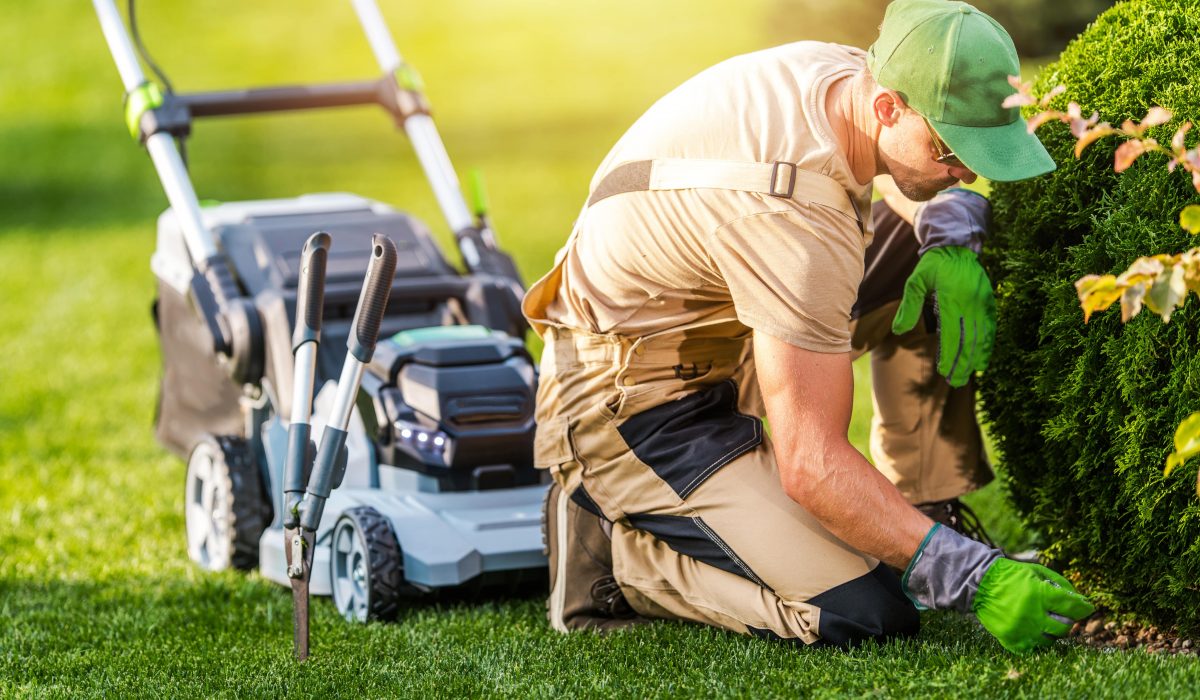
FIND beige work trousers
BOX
[526,201,991,646]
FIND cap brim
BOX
[929,117,1057,183]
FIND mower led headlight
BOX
[393,419,452,464]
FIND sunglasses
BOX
[921,117,963,168]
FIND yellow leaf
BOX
[1116,256,1165,285]
[1120,283,1147,322]
[1145,264,1187,322]
[1182,249,1200,295]
[1165,412,1200,477]
[1075,274,1122,322]
[1181,205,1200,235]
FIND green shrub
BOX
[764,0,1116,58]
[982,0,1200,633]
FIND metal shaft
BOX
[92,0,218,263]
[350,0,475,234]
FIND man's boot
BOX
[543,481,647,632]
[917,497,998,549]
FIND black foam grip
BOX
[348,233,397,363]
[293,232,331,350]
[284,423,312,494]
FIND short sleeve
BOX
[708,204,865,353]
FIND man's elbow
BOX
[778,444,840,506]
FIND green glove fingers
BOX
[890,246,996,389]
[940,314,971,388]
[973,558,1096,655]
[891,266,930,335]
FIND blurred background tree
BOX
[764,0,1117,58]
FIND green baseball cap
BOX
[867,0,1056,182]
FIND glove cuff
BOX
[901,523,1002,612]
[914,188,990,256]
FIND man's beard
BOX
[891,173,949,202]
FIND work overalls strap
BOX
[522,158,866,336]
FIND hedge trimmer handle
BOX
[293,232,331,351]
[284,232,333,662]
[300,233,397,532]
[283,232,330,530]
[348,233,399,363]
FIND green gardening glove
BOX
[972,558,1096,655]
[903,524,1094,655]
[891,246,996,388]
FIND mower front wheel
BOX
[330,507,417,622]
[184,435,269,571]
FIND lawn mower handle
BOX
[95,0,268,380]
[349,0,525,286]
[96,0,525,295]
[94,0,216,265]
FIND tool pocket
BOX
[615,379,762,499]
[533,414,577,479]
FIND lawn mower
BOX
[92,0,548,658]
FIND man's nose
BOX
[948,163,978,184]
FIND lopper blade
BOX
[285,527,316,661]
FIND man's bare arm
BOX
[754,330,933,568]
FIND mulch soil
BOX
[1071,612,1199,655]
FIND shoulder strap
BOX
[587,158,863,227]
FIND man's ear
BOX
[873,89,906,127]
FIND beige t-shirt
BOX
[533,41,873,354]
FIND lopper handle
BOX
[292,232,332,351]
[347,233,397,363]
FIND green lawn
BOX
[2,0,1198,696]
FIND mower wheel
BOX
[330,507,417,622]
[184,435,270,571]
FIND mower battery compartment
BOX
[368,329,539,492]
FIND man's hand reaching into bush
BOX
[902,524,1095,654]
[973,558,1095,653]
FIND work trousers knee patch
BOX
[805,563,919,647]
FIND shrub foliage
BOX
[765,0,1116,59]
[982,0,1200,632]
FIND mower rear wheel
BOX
[330,507,415,622]
[184,435,270,571]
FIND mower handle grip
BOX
[293,232,331,351]
[347,233,397,363]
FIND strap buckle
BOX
[769,161,797,198]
